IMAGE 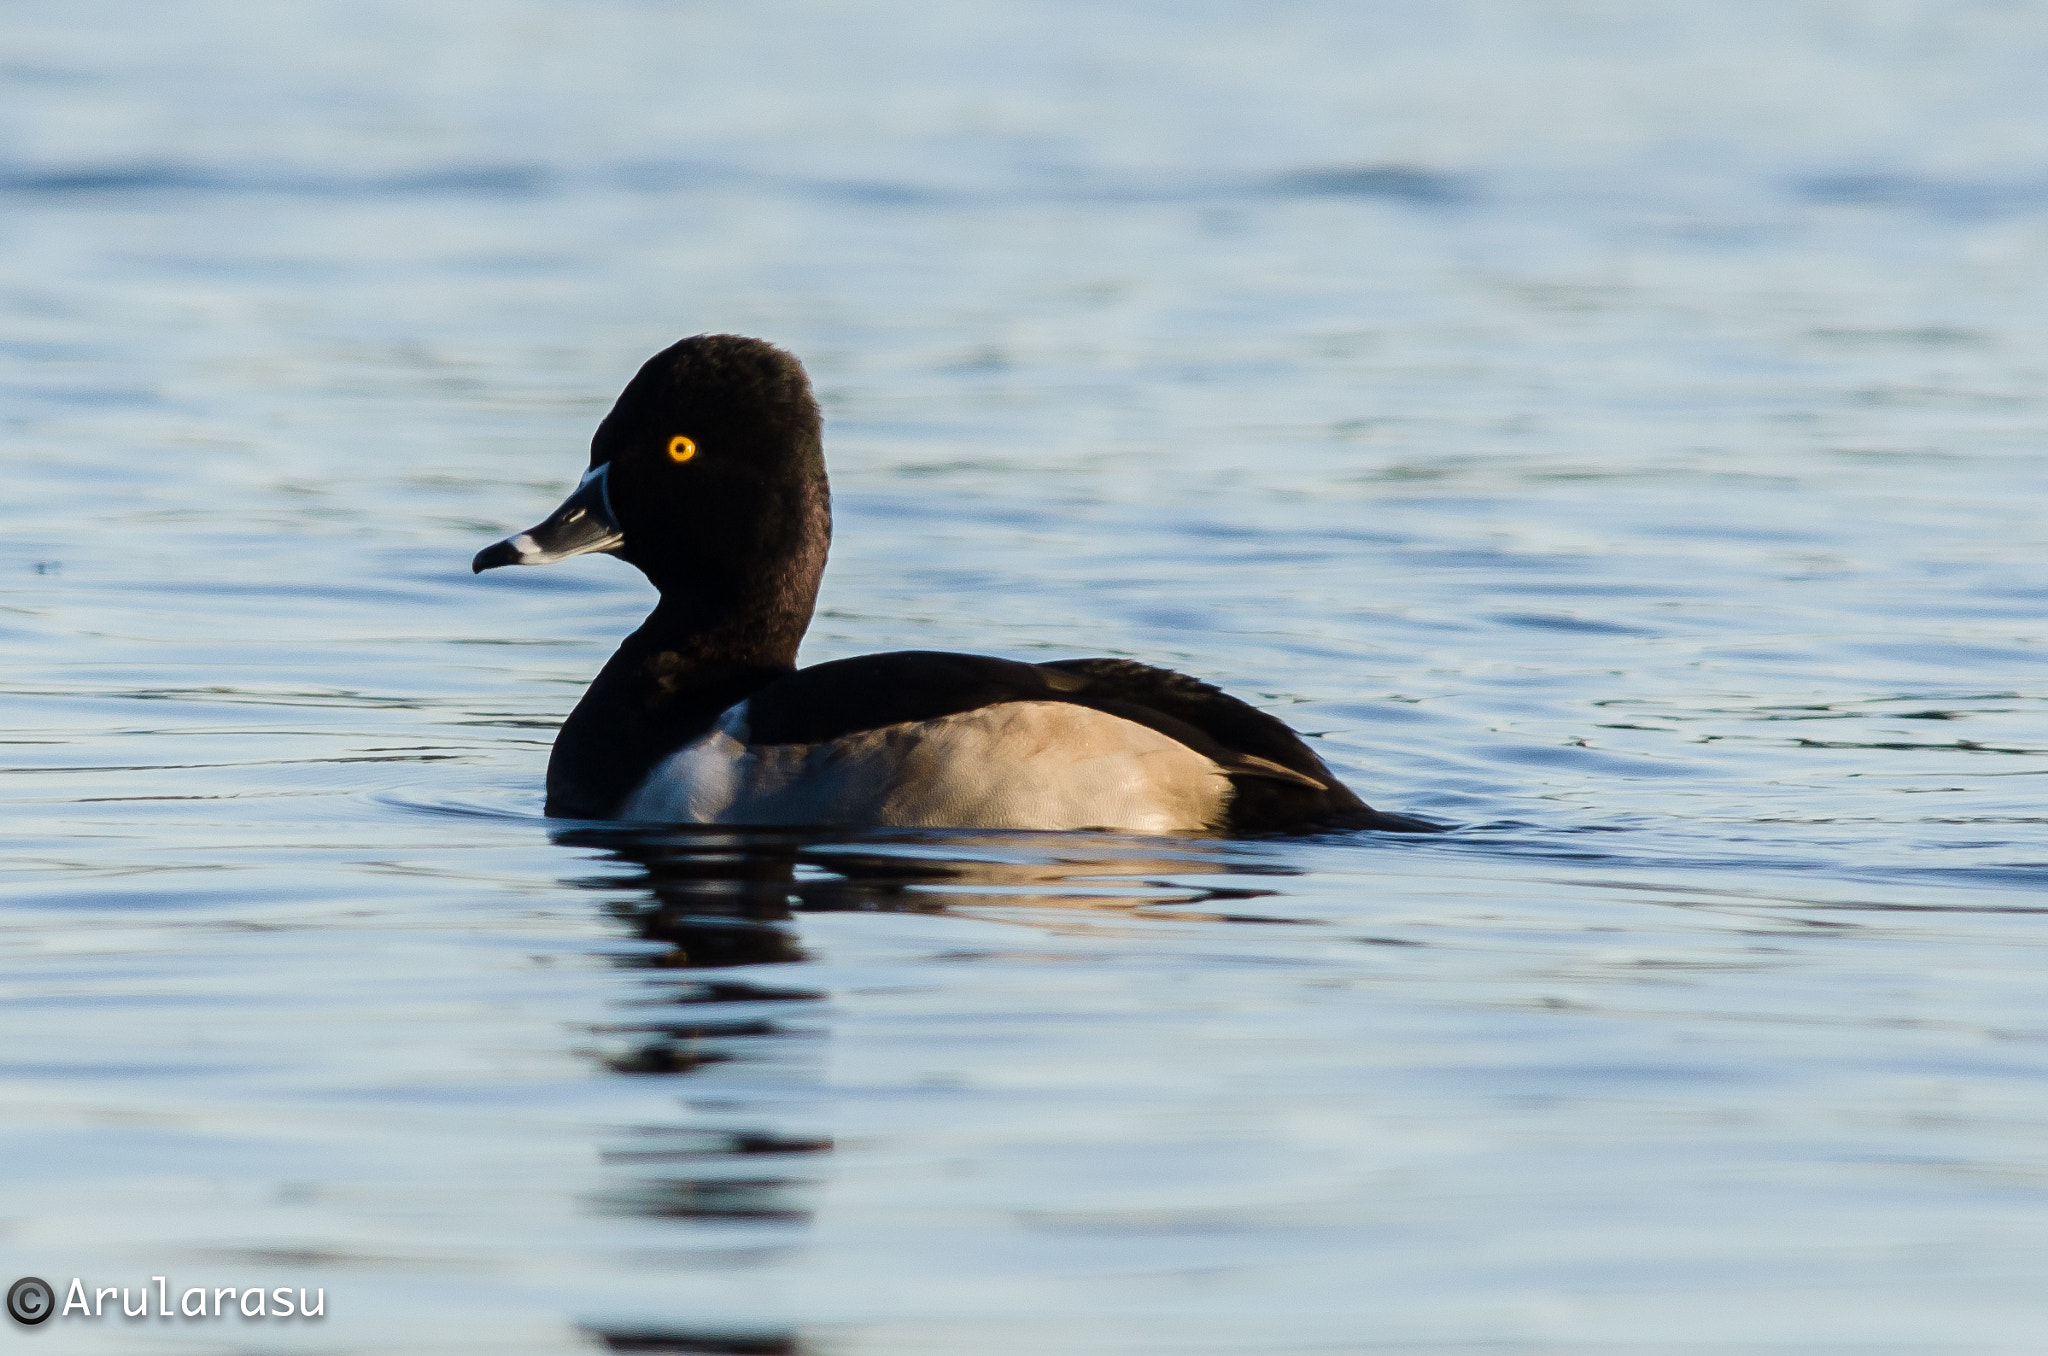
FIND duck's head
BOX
[474,335,831,635]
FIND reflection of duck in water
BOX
[563,822,1279,978]
[477,335,1444,835]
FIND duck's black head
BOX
[474,335,832,661]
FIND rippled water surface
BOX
[6,2,2048,1351]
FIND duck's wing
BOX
[1034,658,1332,781]
[743,651,1294,780]
[1037,658,1449,835]
[744,651,1444,835]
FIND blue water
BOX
[5,2,2048,1351]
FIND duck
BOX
[473,334,1444,835]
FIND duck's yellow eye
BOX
[667,435,697,463]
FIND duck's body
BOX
[475,335,1441,836]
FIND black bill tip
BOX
[472,537,528,573]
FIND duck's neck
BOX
[543,587,814,819]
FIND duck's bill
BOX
[472,465,625,572]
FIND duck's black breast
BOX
[733,650,1441,834]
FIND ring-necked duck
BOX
[474,335,1443,835]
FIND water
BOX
[4,1,2047,1350]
